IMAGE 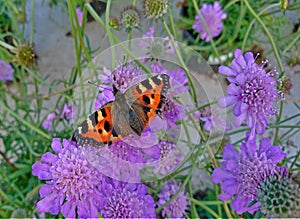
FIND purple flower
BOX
[75,7,83,27]
[94,64,142,109]
[42,112,56,132]
[255,168,300,217]
[192,1,227,42]
[32,138,103,217]
[98,177,156,218]
[163,98,186,129]
[139,26,176,58]
[218,49,283,139]
[0,60,14,82]
[194,106,230,132]
[60,103,77,120]
[168,68,189,96]
[158,180,188,218]
[212,137,286,215]
[150,60,167,74]
[153,140,182,176]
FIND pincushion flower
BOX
[94,64,142,109]
[158,180,188,218]
[212,137,286,214]
[139,26,176,59]
[32,138,103,217]
[255,169,300,217]
[153,140,182,175]
[218,49,283,139]
[98,177,156,218]
[0,60,14,82]
[192,1,227,42]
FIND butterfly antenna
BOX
[88,80,100,87]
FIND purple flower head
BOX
[99,177,156,218]
[153,140,182,176]
[32,138,103,218]
[139,26,176,58]
[60,103,77,120]
[42,112,56,132]
[212,137,286,215]
[162,98,186,130]
[256,168,300,217]
[0,60,14,82]
[158,180,188,218]
[75,7,83,27]
[218,49,283,139]
[168,68,189,96]
[94,64,142,110]
[194,106,230,132]
[192,1,227,42]
[150,59,167,74]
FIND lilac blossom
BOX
[158,180,188,218]
[32,138,103,217]
[193,1,227,42]
[218,49,283,139]
[0,60,14,82]
[98,177,156,218]
[212,137,286,214]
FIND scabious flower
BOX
[153,140,182,176]
[192,1,227,42]
[168,68,189,96]
[16,44,35,66]
[162,98,186,130]
[42,112,56,132]
[139,26,176,59]
[94,64,142,109]
[193,106,229,132]
[121,5,140,29]
[256,169,300,217]
[98,177,156,218]
[42,103,77,132]
[143,0,168,19]
[60,103,77,120]
[0,60,14,82]
[218,49,283,139]
[32,138,103,218]
[158,180,188,218]
[212,137,287,215]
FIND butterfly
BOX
[72,74,170,147]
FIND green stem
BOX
[162,20,198,104]
[241,3,279,51]
[85,3,151,74]
[156,146,203,212]
[289,150,300,172]
[243,0,284,73]
[105,0,116,69]
[283,27,300,53]
[30,0,35,46]
[0,102,51,140]
[189,198,221,218]
[188,181,199,218]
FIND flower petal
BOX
[39,184,52,198]
[51,138,62,153]
[218,96,237,108]
[61,200,76,218]
[218,66,236,77]
[212,168,233,184]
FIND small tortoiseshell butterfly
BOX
[72,74,170,146]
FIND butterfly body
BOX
[72,74,170,146]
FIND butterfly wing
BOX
[127,74,170,135]
[72,103,121,146]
